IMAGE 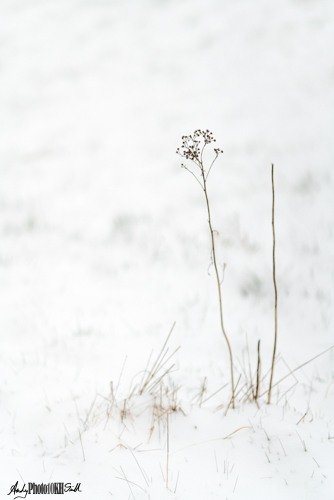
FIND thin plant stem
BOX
[201,171,235,408]
[268,164,277,404]
[78,429,85,462]
[177,130,235,408]
[255,340,261,401]
[166,412,169,489]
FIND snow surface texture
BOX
[1,0,334,498]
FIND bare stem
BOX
[201,171,235,409]
[268,164,277,404]
[166,412,169,489]
[255,340,261,401]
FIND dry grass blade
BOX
[174,471,180,493]
[139,322,178,394]
[259,345,334,398]
[296,413,307,425]
[113,466,148,497]
[115,356,127,400]
[145,364,177,394]
[78,429,85,461]
[139,350,153,390]
[201,383,229,405]
[172,426,251,455]
[114,475,146,495]
[129,448,149,487]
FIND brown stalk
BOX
[201,171,235,408]
[255,339,261,401]
[166,412,170,489]
[268,164,278,404]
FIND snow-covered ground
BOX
[1,0,334,498]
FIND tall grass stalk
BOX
[268,163,277,404]
[176,130,235,408]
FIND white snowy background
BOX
[0,0,333,498]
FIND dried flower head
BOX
[176,129,223,183]
[176,129,222,164]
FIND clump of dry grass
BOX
[87,324,183,435]
[138,322,180,396]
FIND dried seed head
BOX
[176,129,223,164]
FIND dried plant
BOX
[176,129,235,408]
[138,322,179,395]
[268,163,278,404]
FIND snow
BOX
[0,0,334,498]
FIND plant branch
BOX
[205,153,219,181]
[181,165,204,189]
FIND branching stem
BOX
[177,130,234,408]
